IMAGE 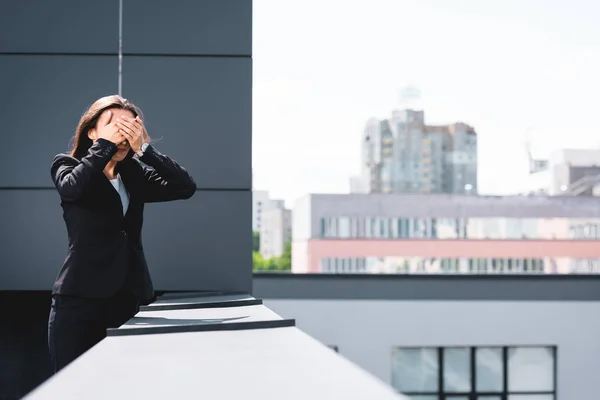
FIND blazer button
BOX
[121,230,127,236]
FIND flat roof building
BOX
[292,193,600,274]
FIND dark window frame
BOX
[394,345,557,400]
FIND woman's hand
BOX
[97,110,126,144]
[117,116,146,153]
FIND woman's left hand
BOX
[117,116,146,153]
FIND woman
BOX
[47,95,196,372]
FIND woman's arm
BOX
[137,145,197,203]
[51,139,117,202]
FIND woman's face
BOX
[91,108,135,162]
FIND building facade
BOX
[260,207,292,259]
[291,193,600,274]
[523,148,600,196]
[252,190,285,232]
[255,274,600,400]
[360,109,477,195]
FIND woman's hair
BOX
[70,95,146,159]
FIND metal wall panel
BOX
[0,0,119,54]
[122,0,252,55]
[0,190,67,290]
[143,190,252,293]
[0,0,252,294]
[0,190,251,293]
[0,55,119,187]
[122,56,252,190]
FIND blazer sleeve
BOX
[50,139,117,202]
[137,145,197,203]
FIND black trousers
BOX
[47,292,139,373]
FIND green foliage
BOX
[252,231,260,252]
[253,241,291,272]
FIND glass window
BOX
[391,348,439,393]
[443,347,471,392]
[389,218,396,238]
[357,217,365,238]
[476,347,503,392]
[508,347,554,392]
[339,217,350,239]
[392,346,554,399]
[431,218,437,238]
[380,217,387,237]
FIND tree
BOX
[275,242,291,271]
[253,241,292,272]
[252,231,260,252]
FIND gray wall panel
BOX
[122,0,252,55]
[0,55,118,187]
[0,190,251,293]
[122,56,252,190]
[0,190,67,290]
[142,190,252,293]
[0,0,118,54]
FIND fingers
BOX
[117,117,142,137]
[120,130,134,143]
[117,120,136,136]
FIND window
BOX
[391,346,556,399]
[339,217,350,238]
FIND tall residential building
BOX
[360,109,477,194]
[252,190,285,232]
[260,208,292,259]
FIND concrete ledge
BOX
[140,293,262,311]
[106,318,295,336]
[108,303,290,336]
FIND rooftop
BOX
[298,192,600,218]
[24,291,407,400]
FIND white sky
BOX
[252,0,600,207]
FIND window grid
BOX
[318,216,600,240]
[394,346,557,400]
[319,257,556,274]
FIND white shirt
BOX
[109,174,130,215]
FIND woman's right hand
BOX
[97,110,125,144]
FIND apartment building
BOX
[260,207,292,259]
[358,109,477,195]
[252,190,285,231]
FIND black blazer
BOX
[50,138,196,301]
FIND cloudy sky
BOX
[252,0,600,206]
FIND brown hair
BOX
[70,95,147,159]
